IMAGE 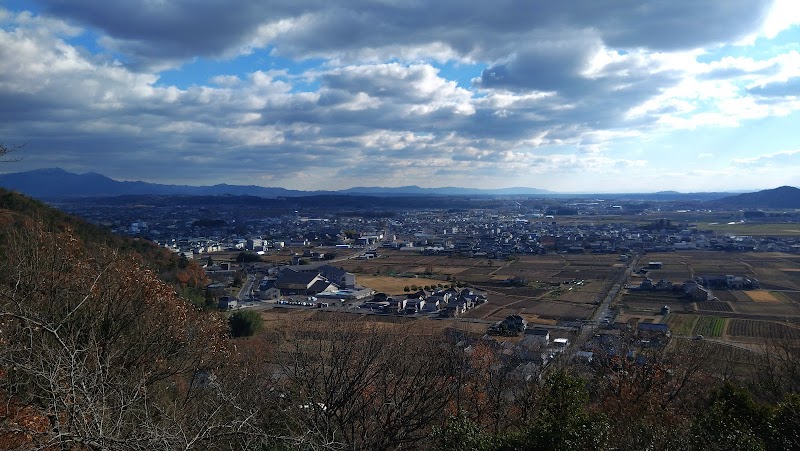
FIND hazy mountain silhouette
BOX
[0,168,552,198]
[712,186,800,208]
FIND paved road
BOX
[574,254,640,346]
[236,273,256,301]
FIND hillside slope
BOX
[713,186,800,208]
[0,188,209,299]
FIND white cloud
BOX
[732,149,800,165]
[761,0,800,39]
[0,1,798,191]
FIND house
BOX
[551,338,569,352]
[504,315,528,334]
[530,328,550,345]
[684,283,715,301]
[387,297,401,313]
[654,279,673,290]
[575,351,594,363]
[402,298,425,314]
[318,265,357,288]
[410,289,431,300]
[509,362,542,382]
[516,335,547,355]
[422,297,440,312]
[426,292,449,308]
[258,277,281,300]
[218,296,238,311]
[443,298,470,317]
[637,322,671,339]
[275,269,338,296]
[697,274,759,290]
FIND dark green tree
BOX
[432,414,498,451]
[232,273,244,287]
[691,383,768,450]
[236,252,262,263]
[229,310,264,338]
[513,370,609,450]
[772,394,800,449]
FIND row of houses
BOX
[631,272,761,302]
[362,287,487,316]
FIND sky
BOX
[1,1,800,193]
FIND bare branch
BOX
[0,143,24,162]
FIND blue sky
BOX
[1,0,800,193]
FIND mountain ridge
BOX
[1,168,795,204]
[712,185,800,208]
[0,168,553,198]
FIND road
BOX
[236,273,256,301]
[574,254,640,346]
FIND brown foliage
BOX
[0,222,255,450]
[278,319,463,450]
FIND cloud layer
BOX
[1,1,799,192]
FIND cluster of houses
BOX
[578,321,674,367]
[65,193,800,265]
[361,287,487,316]
[630,268,761,302]
[153,216,800,262]
[487,315,529,336]
[461,326,575,382]
[256,263,372,302]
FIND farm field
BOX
[693,316,725,337]
[245,248,800,349]
[357,275,447,294]
[339,250,624,322]
[696,301,734,313]
[698,223,800,237]
[727,319,800,340]
[666,314,698,336]
[619,251,800,347]
[744,290,780,302]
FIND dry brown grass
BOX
[744,290,780,303]
[357,275,447,294]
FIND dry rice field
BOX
[357,275,447,294]
[744,290,780,303]
[728,319,800,340]
[697,301,734,313]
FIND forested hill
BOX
[0,188,243,450]
[2,190,800,451]
[712,185,800,208]
[0,188,208,295]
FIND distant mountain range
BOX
[0,168,797,207]
[0,168,553,198]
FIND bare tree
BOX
[588,340,715,449]
[278,319,462,450]
[0,143,23,162]
[752,322,800,402]
[0,221,263,450]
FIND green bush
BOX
[229,310,264,338]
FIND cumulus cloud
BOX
[1,1,798,191]
[33,0,774,64]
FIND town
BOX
[52,193,800,381]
